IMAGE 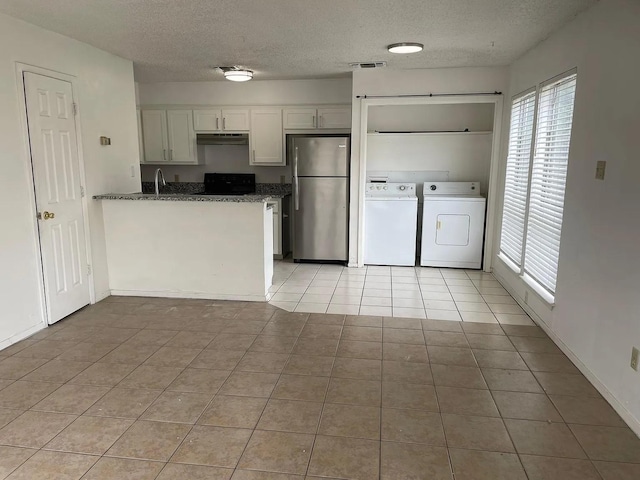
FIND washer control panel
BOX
[365,183,416,197]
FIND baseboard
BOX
[493,270,640,437]
[0,322,47,352]
[109,289,269,303]
[94,289,111,304]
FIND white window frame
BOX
[499,69,578,305]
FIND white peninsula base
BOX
[99,196,273,302]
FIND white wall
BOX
[138,78,352,106]
[349,67,509,266]
[140,145,290,184]
[366,133,493,195]
[492,0,640,432]
[0,13,139,346]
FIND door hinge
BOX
[87,264,92,276]
[80,185,85,197]
[72,103,78,116]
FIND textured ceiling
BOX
[0,0,597,82]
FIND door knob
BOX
[42,211,55,220]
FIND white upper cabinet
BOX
[283,106,351,129]
[194,108,249,132]
[141,110,169,163]
[250,108,284,165]
[318,107,351,129]
[222,109,250,131]
[283,108,318,129]
[141,109,197,164]
[166,110,196,163]
[193,109,221,132]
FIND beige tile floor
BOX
[268,261,536,324]
[0,297,639,479]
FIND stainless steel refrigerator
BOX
[290,135,350,262]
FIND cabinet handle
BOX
[319,115,323,128]
[223,117,226,130]
[252,150,256,163]
[163,149,166,160]
[216,117,219,130]
[312,115,316,128]
[170,149,173,161]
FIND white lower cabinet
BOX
[250,108,284,165]
[268,199,282,258]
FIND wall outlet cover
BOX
[631,347,639,371]
[595,160,606,180]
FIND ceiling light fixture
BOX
[223,69,253,82]
[387,42,424,54]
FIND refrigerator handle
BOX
[294,146,300,211]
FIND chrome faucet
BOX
[154,168,166,196]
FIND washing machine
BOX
[420,182,486,269]
[364,183,418,266]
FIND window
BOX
[499,71,577,300]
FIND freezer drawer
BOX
[294,177,348,261]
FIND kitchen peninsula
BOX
[94,193,274,301]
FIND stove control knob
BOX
[399,185,406,191]
[430,185,437,191]
[383,185,388,190]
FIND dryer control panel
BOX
[423,182,480,196]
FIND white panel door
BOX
[318,107,351,129]
[142,110,169,163]
[166,110,196,163]
[283,108,318,129]
[250,109,284,165]
[24,72,90,324]
[222,108,250,131]
[193,109,222,132]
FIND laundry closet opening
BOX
[356,96,503,271]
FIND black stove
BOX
[200,173,256,195]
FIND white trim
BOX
[355,94,504,271]
[497,252,520,274]
[14,63,96,328]
[0,323,47,351]
[110,289,271,303]
[521,273,555,307]
[492,269,640,437]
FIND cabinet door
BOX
[318,107,351,129]
[141,110,169,163]
[283,108,317,129]
[167,110,196,164]
[193,109,221,132]
[222,108,250,131]
[250,109,284,165]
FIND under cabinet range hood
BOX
[196,133,249,145]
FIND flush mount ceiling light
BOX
[387,42,424,54]
[223,69,253,82]
[215,66,254,82]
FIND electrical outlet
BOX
[174,174,180,182]
[130,165,135,178]
[631,347,639,371]
[524,291,529,303]
[595,160,606,180]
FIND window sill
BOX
[497,252,520,275]
[521,273,555,309]
[497,253,555,309]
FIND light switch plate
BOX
[595,161,606,180]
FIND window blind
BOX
[524,73,577,294]
[500,91,536,266]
